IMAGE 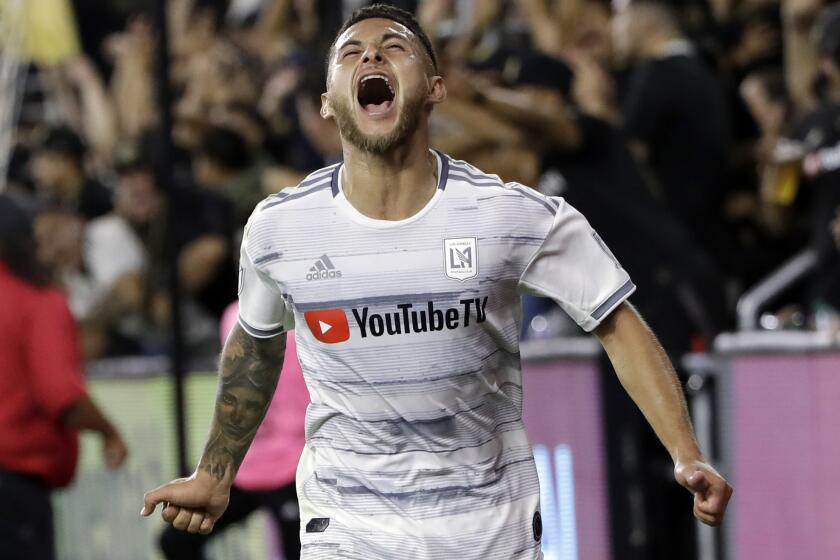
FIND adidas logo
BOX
[306,254,342,281]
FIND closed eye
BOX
[342,50,361,59]
[386,43,405,51]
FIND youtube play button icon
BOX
[304,308,350,344]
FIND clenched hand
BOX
[675,460,733,526]
[141,470,231,535]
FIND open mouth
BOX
[357,74,395,115]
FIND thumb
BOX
[141,478,188,516]
[141,485,169,517]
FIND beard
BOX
[331,90,426,155]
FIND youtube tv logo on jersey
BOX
[304,297,489,344]
[304,309,351,344]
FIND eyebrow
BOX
[381,32,410,43]
[338,32,410,52]
[337,39,363,52]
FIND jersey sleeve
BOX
[237,218,294,338]
[518,197,636,332]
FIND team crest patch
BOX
[444,237,478,281]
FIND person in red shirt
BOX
[0,194,129,560]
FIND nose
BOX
[361,46,384,65]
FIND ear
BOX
[428,76,447,106]
[320,93,332,119]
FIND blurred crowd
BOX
[4,0,840,361]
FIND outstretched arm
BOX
[594,302,733,526]
[476,82,581,148]
[141,324,286,533]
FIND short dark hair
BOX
[330,3,438,73]
[199,126,252,171]
[39,126,86,163]
[0,194,50,286]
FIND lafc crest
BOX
[443,238,477,281]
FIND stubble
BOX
[330,90,426,155]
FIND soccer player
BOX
[142,5,732,558]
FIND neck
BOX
[340,128,438,221]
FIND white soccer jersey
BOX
[238,151,635,560]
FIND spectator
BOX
[33,201,147,359]
[521,0,614,65]
[6,145,36,202]
[0,194,128,560]
[114,144,238,325]
[772,3,840,312]
[173,40,263,151]
[430,55,537,184]
[456,47,725,342]
[159,303,307,560]
[215,102,270,151]
[194,125,264,227]
[722,3,783,78]
[741,69,798,226]
[30,126,112,220]
[106,17,157,142]
[4,0,829,348]
[32,136,239,358]
[613,2,731,255]
[729,69,809,287]
[741,70,793,163]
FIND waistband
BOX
[0,467,48,489]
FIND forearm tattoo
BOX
[198,323,286,481]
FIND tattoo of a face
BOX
[198,324,286,481]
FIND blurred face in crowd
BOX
[321,18,445,155]
[194,156,224,189]
[571,2,613,66]
[33,210,84,273]
[31,151,82,194]
[116,170,162,226]
[612,5,674,64]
